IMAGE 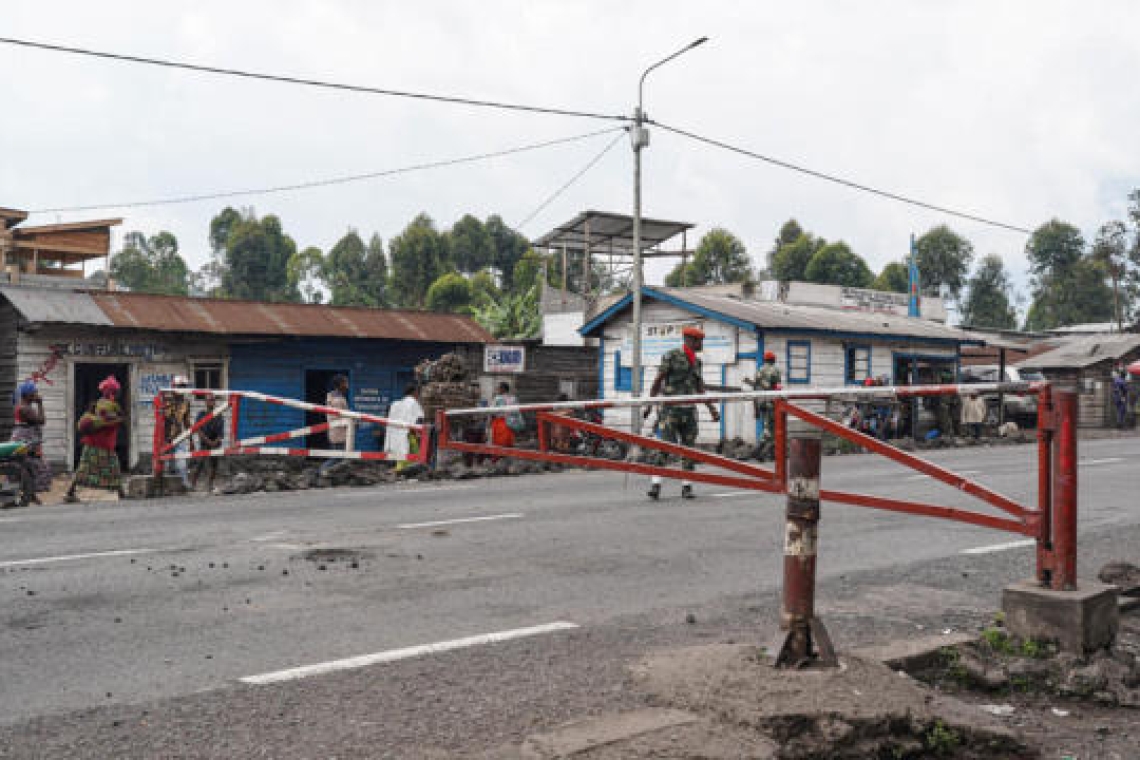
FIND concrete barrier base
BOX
[1003,579,1119,654]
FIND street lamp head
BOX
[689,36,709,49]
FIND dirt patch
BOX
[299,547,374,564]
[908,609,1140,758]
[624,644,1027,758]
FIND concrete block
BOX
[1003,579,1119,654]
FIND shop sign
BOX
[484,345,526,373]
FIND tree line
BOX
[104,189,1140,334]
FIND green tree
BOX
[389,213,448,309]
[960,255,1017,329]
[469,269,500,306]
[511,249,545,295]
[109,231,190,295]
[217,210,300,302]
[914,225,974,301]
[804,241,874,287]
[484,215,530,292]
[321,230,388,307]
[1091,220,1138,328]
[665,228,751,287]
[771,232,825,282]
[1024,219,1114,330]
[446,215,493,274]
[873,261,910,293]
[288,246,325,304]
[425,272,473,313]
[766,218,804,273]
[472,286,541,339]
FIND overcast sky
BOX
[4,1,1139,298]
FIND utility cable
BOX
[516,129,626,231]
[28,127,625,214]
[651,119,1032,234]
[0,36,629,123]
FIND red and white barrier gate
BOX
[151,388,426,476]
[430,381,1079,667]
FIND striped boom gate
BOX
[151,389,427,475]
[431,381,1080,668]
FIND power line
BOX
[0,36,629,123]
[651,119,1032,235]
[28,127,626,215]
[516,130,626,231]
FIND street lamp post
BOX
[630,36,708,436]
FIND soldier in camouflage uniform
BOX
[644,325,720,500]
[745,350,782,455]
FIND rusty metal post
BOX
[775,434,837,669]
[1035,386,1053,585]
[152,399,165,478]
[229,396,241,445]
[1052,388,1078,591]
[773,398,787,490]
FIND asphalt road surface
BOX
[0,436,1136,757]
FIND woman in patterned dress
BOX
[65,375,126,503]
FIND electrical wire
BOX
[0,36,629,123]
[651,119,1032,235]
[28,127,626,215]
[516,129,626,231]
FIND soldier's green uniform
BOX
[655,347,703,470]
[750,362,782,444]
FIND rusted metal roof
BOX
[1,286,493,343]
[1019,333,1140,369]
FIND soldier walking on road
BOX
[745,350,782,456]
[644,325,720,501]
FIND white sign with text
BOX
[620,320,736,366]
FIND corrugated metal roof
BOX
[1,286,493,343]
[655,288,977,343]
[0,285,111,326]
[1019,333,1140,369]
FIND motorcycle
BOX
[0,441,36,508]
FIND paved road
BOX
[0,436,1135,755]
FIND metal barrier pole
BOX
[774,399,787,489]
[775,434,837,669]
[229,396,241,445]
[1035,386,1054,585]
[1052,388,1079,590]
[152,400,165,478]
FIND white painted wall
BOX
[596,306,958,445]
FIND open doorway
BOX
[304,369,348,449]
[73,362,131,470]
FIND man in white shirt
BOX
[385,385,425,468]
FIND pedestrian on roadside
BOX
[548,393,575,454]
[65,375,125,503]
[10,381,51,499]
[321,374,350,474]
[644,325,720,500]
[164,375,193,488]
[191,393,224,492]
[489,381,522,450]
[744,350,781,455]
[385,384,425,471]
[961,390,986,440]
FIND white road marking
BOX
[0,547,160,569]
[397,513,522,530]
[710,491,753,499]
[249,531,288,542]
[1080,457,1124,467]
[392,485,478,495]
[904,469,981,482]
[240,621,580,685]
[960,539,1036,555]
